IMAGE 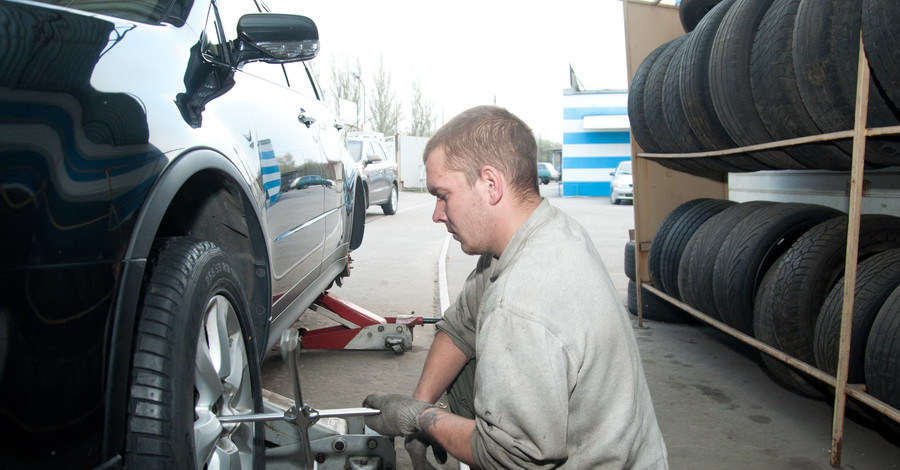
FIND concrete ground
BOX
[261,184,900,469]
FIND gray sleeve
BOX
[469,308,571,468]
[435,254,493,360]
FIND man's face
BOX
[425,148,492,255]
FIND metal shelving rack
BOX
[622,1,900,466]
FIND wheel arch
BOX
[102,148,272,461]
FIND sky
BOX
[266,0,632,143]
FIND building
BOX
[562,89,631,197]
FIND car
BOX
[537,161,560,184]
[347,132,400,215]
[0,1,367,468]
[610,161,634,205]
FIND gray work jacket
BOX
[437,199,668,469]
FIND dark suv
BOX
[0,0,365,468]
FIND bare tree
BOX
[409,78,435,137]
[368,56,402,136]
[330,56,363,128]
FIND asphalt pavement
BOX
[260,183,900,469]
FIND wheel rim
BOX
[390,186,398,212]
[194,294,255,470]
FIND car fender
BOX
[102,147,272,461]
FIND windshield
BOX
[347,140,363,163]
[619,162,632,175]
[33,0,192,26]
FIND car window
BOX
[371,142,388,161]
[620,163,633,175]
[283,62,319,99]
[347,140,363,163]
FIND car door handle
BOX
[298,109,316,128]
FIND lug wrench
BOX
[218,329,379,469]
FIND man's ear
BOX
[480,165,503,205]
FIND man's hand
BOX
[404,435,449,470]
[363,394,435,437]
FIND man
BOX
[364,106,668,469]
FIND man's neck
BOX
[490,196,542,258]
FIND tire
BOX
[794,0,900,167]
[648,198,714,292]
[754,260,828,399]
[814,249,900,383]
[680,0,724,33]
[679,0,769,171]
[750,0,852,170]
[863,0,900,112]
[713,203,843,335]
[350,180,366,250]
[627,280,695,324]
[126,238,264,469]
[753,215,900,397]
[641,36,709,173]
[625,240,637,282]
[677,201,774,320]
[381,183,398,215]
[649,198,736,299]
[709,0,807,170]
[628,40,669,154]
[865,285,900,411]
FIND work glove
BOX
[362,393,436,437]
[404,435,448,470]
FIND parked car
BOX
[0,1,366,468]
[537,161,560,184]
[610,160,634,204]
[347,132,400,215]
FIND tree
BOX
[409,78,435,137]
[368,55,402,136]
[330,56,363,129]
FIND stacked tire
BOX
[627,0,900,173]
[649,199,900,425]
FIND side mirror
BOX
[366,154,383,164]
[235,14,319,65]
[610,171,615,176]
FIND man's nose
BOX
[432,202,446,224]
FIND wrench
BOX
[217,329,379,469]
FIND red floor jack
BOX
[300,292,426,354]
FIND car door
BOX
[283,61,348,269]
[365,140,390,204]
[215,0,327,318]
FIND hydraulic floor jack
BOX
[300,292,427,355]
[220,329,397,469]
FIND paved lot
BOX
[261,184,900,469]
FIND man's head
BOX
[424,106,541,257]
[423,105,540,199]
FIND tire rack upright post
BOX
[622,0,900,467]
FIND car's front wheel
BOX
[125,238,264,469]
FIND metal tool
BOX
[218,329,380,468]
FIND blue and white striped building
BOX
[561,90,631,197]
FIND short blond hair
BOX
[424,106,539,197]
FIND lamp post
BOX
[351,72,366,131]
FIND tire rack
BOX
[622,1,900,467]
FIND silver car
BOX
[347,134,400,215]
[610,161,634,205]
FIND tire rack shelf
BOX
[622,1,900,467]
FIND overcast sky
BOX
[267,0,631,143]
